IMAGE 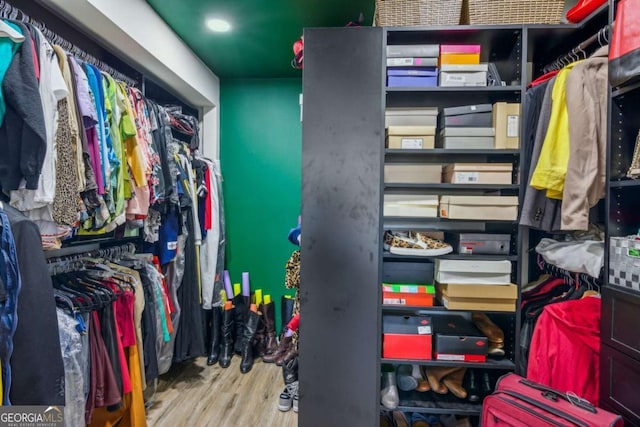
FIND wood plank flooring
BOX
[146,357,298,427]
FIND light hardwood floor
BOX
[146,357,298,427]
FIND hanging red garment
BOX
[527,295,601,405]
[528,70,560,88]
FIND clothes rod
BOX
[0,0,139,87]
[543,24,610,73]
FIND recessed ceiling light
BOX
[206,18,232,33]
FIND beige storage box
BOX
[385,107,439,127]
[443,163,513,184]
[387,126,436,150]
[493,102,521,149]
[384,194,439,218]
[439,195,518,220]
[385,164,442,184]
[436,283,517,312]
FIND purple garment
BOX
[87,126,104,195]
[68,56,97,128]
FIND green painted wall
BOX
[220,78,301,332]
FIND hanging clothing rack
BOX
[537,254,602,290]
[0,0,138,86]
[543,24,610,74]
[47,242,137,275]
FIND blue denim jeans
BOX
[0,209,22,405]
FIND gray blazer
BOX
[520,77,562,231]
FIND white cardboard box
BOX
[439,195,518,220]
[443,163,513,184]
[384,195,439,217]
[385,164,442,184]
[434,259,512,285]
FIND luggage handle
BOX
[519,379,597,414]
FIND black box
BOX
[433,315,488,362]
[383,261,434,283]
[443,112,493,128]
[443,104,493,116]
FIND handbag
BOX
[609,0,640,86]
[566,0,606,23]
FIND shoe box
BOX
[441,104,493,128]
[449,233,511,255]
[436,283,518,312]
[439,195,519,221]
[493,102,521,149]
[387,125,436,149]
[440,64,488,87]
[432,315,488,362]
[384,164,442,184]
[382,283,435,306]
[382,314,433,360]
[383,261,434,284]
[435,259,512,285]
[443,163,513,184]
[384,194,439,218]
[385,107,439,128]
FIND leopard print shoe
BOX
[384,231,453,257]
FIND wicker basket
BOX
[462,0,565,24]
[375,0,464,27]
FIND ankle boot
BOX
[233,295,249,354]
[282,356,298,385]
[465,369,481,403]
[416,366,431,392]
[253,303,267,357]
[277,340,298,367]
[425,366,459,394]
[481,371,493,397]
[207,306,223,365]
[380,371,399,410]
[442,368,467,399]
[240,310,261,374]
[219,304,235,368]
[397,364,418,391]
[262,301,278,355]
[263,335,292,364]
[280,296,295,338]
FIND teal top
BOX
[0,21,23,126]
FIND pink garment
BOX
[527,296,601,405]
[87,127,105,194]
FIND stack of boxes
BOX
[434,259,518,313]
[440,104,495,149]
[386,44,439,87]
[439,45,488,87]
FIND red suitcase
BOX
[482,373,624,427]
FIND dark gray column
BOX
[299,27,384,427]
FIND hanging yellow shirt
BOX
[530,62,582,200]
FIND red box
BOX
[382,315,433,360]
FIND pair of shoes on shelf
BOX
[465,369,494,403]
[472,313,505,358]
[381,411,441,427]
[425,367,468,399]
[384,231,453,257]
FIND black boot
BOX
[219,305,235,368]
[233,295,249,355]
[207,306,223,366]
[280,296,295,339]
[465,369,481,403]
[282,356,298,385]
[240,310,261,374]
[481,370,493,397]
